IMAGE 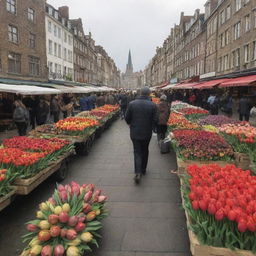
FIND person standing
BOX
[119,92,128,119]
[13,100,29,136]
[239,95,251,121]
[36,97,49,125]
[156,95,170,141]
[125,87,158,184]
[50,95,60,123]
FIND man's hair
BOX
[140,87,151,96]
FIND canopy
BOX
[0,83,60,95]
[48,84,95,94]
[173,82,199,90]
[162,84,178,90]
[194,79,229,89]
[219,75,256,88]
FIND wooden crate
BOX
[0,187,17,211]
[176,157,233,175]
[13,151,72,195]
[179,180,255,256]
[234,152,252,170]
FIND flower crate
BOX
[0,186,16,211]
[180,179,255,256]
[234,152,252,170]
[176,157,233,176]
[13,151,72,195]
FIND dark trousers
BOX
[239,113,249,122]
[15,122,27,136]
[132,139,150,174]
[30,111,36,129]
[120,105,127,118]
[52,111,59,123]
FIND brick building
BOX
[145,0,256,86]
[0,0,48,81]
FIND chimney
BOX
[58,6,69,19]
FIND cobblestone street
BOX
[0,119,190,255]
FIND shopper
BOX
[36,97,49,125]
[157,95,170,141]
[119,92,128,119]
[22,95,37,129]
[238,95,251,121]
[50,95,60,123]
[13,100,29,136]
[125,87,158,184]
[96,93,105,107]
[80,94,90,111]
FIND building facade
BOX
[145,0,256,86]
[0,0,48,81]
[45,4,74,81]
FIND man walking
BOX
[125,87,158,184]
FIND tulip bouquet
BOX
[172,129,234,161]
[21,182,108,256]
[167,113,200,131]
[178,107,209,121]
[55,117,100,136]
[199,115,240,127]
[183,164,256,252]
[0,169,17,197]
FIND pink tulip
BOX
[84,191,93,202]
[59,191,68,202]
[57,184,65,192]
[98,195,107,203]
[94,189,102,196]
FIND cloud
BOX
[47,0,206,72]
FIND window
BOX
[28,8,35,22]
[233,48,240,67]
[58,44,61,58]
[220,10,225,25]
[225,29,229,45]
[64,32,67,43]
[54,43,57,56]
[234,22,241,40]
[28,56,40,76]
[68,35,72,46]
[63,48,67,60]
[8,25,18,43]
[254,11,256,28]
[224,55,229,70]
[235,0,241,12]
[55,63,58,73]
[245,15,250,32]
[253,41,256,60]
[218,57,223,72]
[48,40,52,54]
[54,25,57,37]
[58,27,61,38]
[6,0,16,14]
[226,5,231,20]
[244,44,249,63]
[48,62,53,73]
[220,33,225,48]
[29,33,36,48]
[48,21,52,32]
[8,52,21,73]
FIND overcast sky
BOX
[48,0,206,72]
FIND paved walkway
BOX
[0,119,190,255]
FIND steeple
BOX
[126,49,133,75]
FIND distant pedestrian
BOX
[50,95,60,123]
[125,87,158,184]
[119,93,128,119]
[36,97,49,125]
[238,95,251,121]
[156,95,170,141]
[13,100,29,136]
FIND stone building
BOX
[121,50,143,89]
[0,0,48,81]
[45,4,74,81]
[70,18,88,83]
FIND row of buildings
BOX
[0,0,121,88]
[144,0,256,87]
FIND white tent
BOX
[48,84,96,94]
[162,84,177,90]
[0,83,60,95]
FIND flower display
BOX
[202,125,219,133]
[199,115,240,127]
[21,182,108,256]
[55,117,100,136]
[171,101,191,111]
[173,129,233,161]
[167,113,199,130]
[183,164,256,251]
[3,137,69,154]
[0,169,16,197]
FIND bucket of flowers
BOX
[21,182,108,256]
[178,107,209,121]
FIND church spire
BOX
[126,49,133,75]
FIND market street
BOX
[0,119,190,256]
